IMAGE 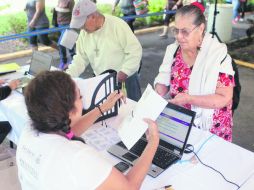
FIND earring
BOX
[197,36,203,50]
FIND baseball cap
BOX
[70,0,97,29]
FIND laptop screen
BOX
[29,51,52,76]
[156,103,195,152]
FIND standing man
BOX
[66,0,142,101]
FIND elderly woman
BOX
[17,71,159,190]
[154,3,235,142]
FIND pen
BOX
[118,81,127,108]
[118,85,121,108]
[121,81,127,97]
[155,185,173,190]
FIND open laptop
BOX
[108,102,196,177]
[16,51,53,93]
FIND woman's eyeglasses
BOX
[171,25,200,38]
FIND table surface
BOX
[1,68,254,190]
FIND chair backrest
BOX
[82,71,118,122]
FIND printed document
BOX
[118,84,168,149]
[74,73,112,110]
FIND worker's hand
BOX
[100,91,126,112]
[144,118,159,148]
[8,79,20,90]
[0,79,6,85]
[117,71,128,83]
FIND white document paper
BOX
[118,84,168,150]
[59,29,79,49]
[74,73,114,110]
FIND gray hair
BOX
[176,5,206,31]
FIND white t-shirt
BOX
[16,127,113,190]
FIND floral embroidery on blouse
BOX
[169,49,235,142]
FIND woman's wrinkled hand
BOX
[155,83,169,97]
[169,92,190,106]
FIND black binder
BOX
[82,72,118,122]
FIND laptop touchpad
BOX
[123,152,138,162]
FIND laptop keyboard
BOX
[152,148,178,169]
[117,140,179,169]
[18,77,30,87]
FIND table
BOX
[81,101,254,190]
[0,65,57,144]
[0,65,31,144]
[0,70,254,190]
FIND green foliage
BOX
[206,0,226,3]
[0,0,166,36]
[0,4,10,11]
[97,1,164,28]
[146,0,165,25]
[97,3,119,15]
[247,0,254,11]
[0,7,55,36]
[0,14,11,35]
[134,0,164,27]
[8,12,27,34]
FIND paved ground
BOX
[1,14,254,152]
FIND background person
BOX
[112,0,136,32]
[154,3,235,142]
[0,79,19,144]
[231,0,240,24]
[25,0,58,62]
[55,0,76,70]
[17,70,159,190]
[66,0,142,101]
[159,0,183,38]
[239,0,247,21]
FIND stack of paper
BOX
[59,29,79,49]
[0,63,20,75]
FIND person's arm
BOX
[170,85,233,109]
[0,86,12,100]
[66,32,90,77]
[96,119,159,190]
[154,44,178,96]
[172,0,183,10]
[115,20,142,82]
[71,91,125,136]
[29,0,45,28]
[0,80,19,100]
[112,0,120,14]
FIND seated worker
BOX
[154,3,235,142]
[0,79,19,144]
[17,71,159,190]
[66,0,142,102]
